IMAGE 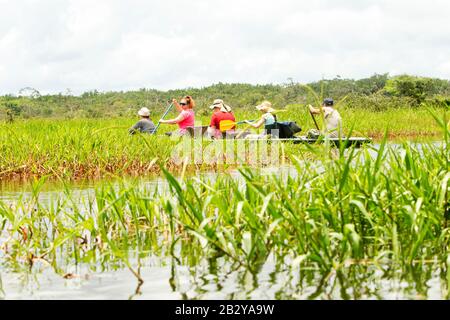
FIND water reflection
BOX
[0,141,448,300]
[1,241,448,300]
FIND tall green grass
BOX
[0,111,448,298]
[0,107,447,181]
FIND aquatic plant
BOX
[0,110,448,299]
[0,107,447,181]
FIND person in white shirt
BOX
[309,98,343,138]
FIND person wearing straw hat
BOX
[308,98,343,138]
[244,101,278,136]
[207,99,236,139]
[129,107,156,135]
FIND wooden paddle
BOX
[308,106,321,131]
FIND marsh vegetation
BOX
[0,76,449,299]
[0,116,448,299]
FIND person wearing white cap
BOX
[207,99,236,139]
[129,107,156,135]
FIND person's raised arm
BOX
[173,99,183,112]
[308,104,321,115]
[160,113,186,124]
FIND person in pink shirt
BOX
[159,95,195,136]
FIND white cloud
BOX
[0,0,449,95]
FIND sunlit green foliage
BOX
[1,74,449,120]
[0,115,448,299]
[384,75,450,104]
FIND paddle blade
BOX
[219,120,237,132]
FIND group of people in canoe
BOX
[129,96,343,139]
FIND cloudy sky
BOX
[1,0,449,95]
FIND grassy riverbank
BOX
[0,126,448,298]
[1,105,447,181]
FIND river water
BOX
[0,141,448,300]
[1,252,445,300]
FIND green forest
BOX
[1,74,450,121]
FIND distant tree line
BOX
[1,74,449,121]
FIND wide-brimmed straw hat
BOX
[138,107,150,117]
[255,101,274,113]
[209,99,232,112]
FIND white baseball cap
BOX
[138,107,150,117]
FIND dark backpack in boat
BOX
[264,114,301,139]
[275,121,302,138]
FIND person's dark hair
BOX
[323,98,334,106]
